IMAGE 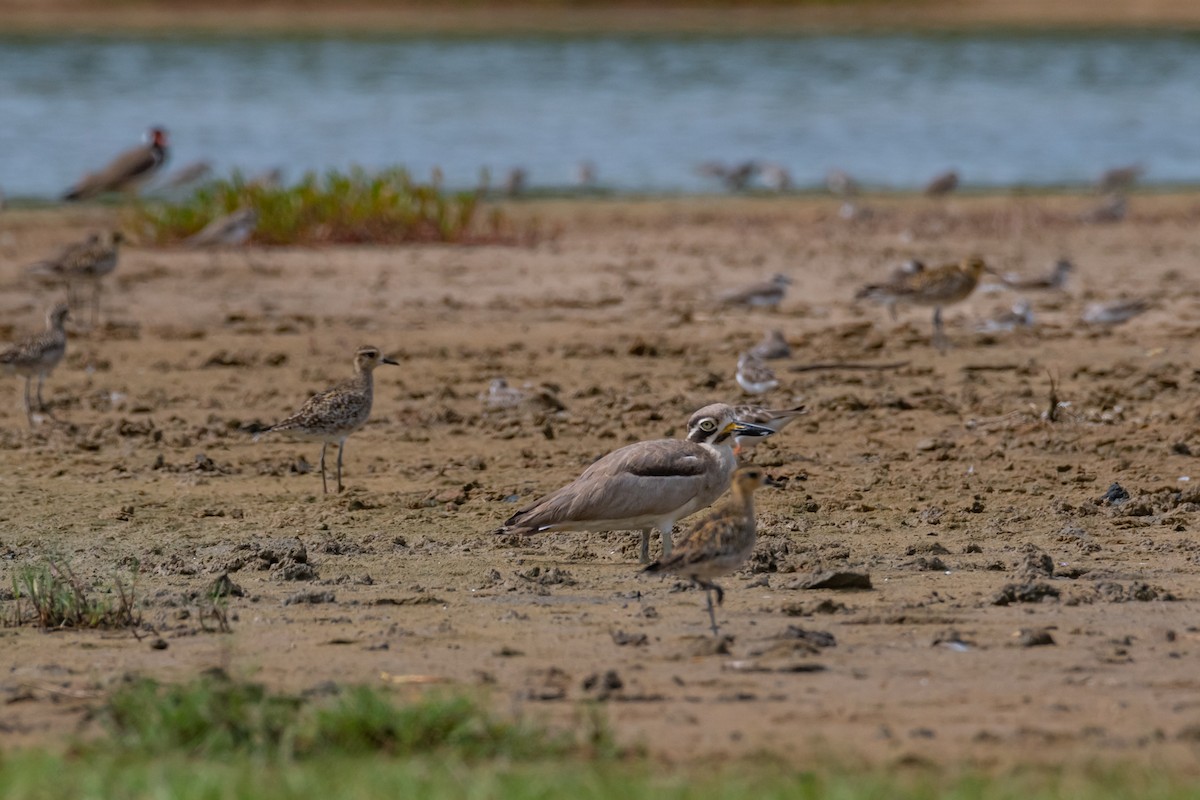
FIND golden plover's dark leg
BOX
[22,376,33,423]
[336,439,346,493]
[932,306,948,351]
[319,442,329,495]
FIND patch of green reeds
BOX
[136,168,502,246]
[99,674,593,761]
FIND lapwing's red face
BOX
[151,128,168,147]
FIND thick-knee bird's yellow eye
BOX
[699,418,717,432]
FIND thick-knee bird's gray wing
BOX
[502,439,725,533]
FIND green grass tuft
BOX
[98,674,579,761]
[135,168,501,246]
[8,557,141,631]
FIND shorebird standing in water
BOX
[643,465,769,636]
[259,345,398,494]
[493,403,774,563]
[0,303,70,425]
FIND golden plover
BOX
[260,345,398,494]
[643,465,768,636]
[0,303,70,425]
[29,230,124,326]
[856,256,992,349]
[493,403,774,563]
[63,127,169,201]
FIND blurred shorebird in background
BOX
[825,168,859,197]
[747,329,790,360]
[718,273,792,311]
[162,160,212,191]
[735,352,779,395]
[1097,164,1143,193]
[1001,259,1073,291]
[28,230,124,326]
[63,127,169,201]
[857,256,992,350]
[696,160,758,191]
[1,303,70,425]
[923,169,959,196]
[1081,298,1149,326]
[186,209,259,247]
[1080,194,1126,224]
[976,300,1035,333]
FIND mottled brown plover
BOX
[0,303,70,425]
[260,345,398,494]
[643,465,768,636]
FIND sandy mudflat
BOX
[2,193,1200,767]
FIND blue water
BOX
[1,33,1198,197]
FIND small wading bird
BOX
[825,168,859,197]
[63,127,169,201]
[735,352,779,395]
[924,169,959,196]
[492,403,775,563]
[1097,164,1142,193]
[696,160,758,191]
[718,273,792,311]
[976,300,1035,334]
[185,209,259,247]
[258,346,398,494]
[729,404,806,456]
[747,329,790,360]
[0,303,70,425]
[27,230,123,327]
[1080,194,1126,224]
[1001,259,1073,291]
[1081,298,1149,326]
[856,256,992,350]
[643,465,770,636]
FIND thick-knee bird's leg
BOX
[639,528,651,564]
